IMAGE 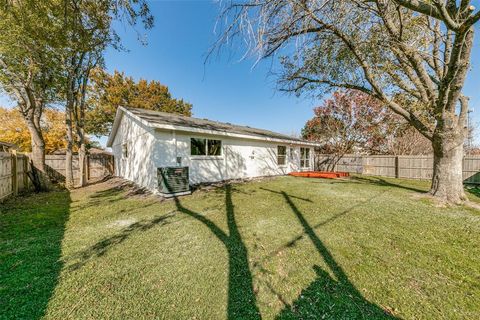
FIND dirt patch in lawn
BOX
[79,177,155,200]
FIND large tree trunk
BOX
[76,88,88,187]
[65,108,75,188]
[77,139,87,187]
[65,145,74,188]
[430,133,467,203]
[25,117,49,191]
[26,121,46,172]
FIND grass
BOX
[0,189,70,319]
[1,175,479,319]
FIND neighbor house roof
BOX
[50,147,112,155]
[0,141,18,152]
[107,107,320,147]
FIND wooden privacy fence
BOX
[45,153,114,185]
[315,154,480,184]
[0,152,114,201]
[0,152,32,201]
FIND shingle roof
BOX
[51,147,112,155]
[124,107,311,144]
[0,141,18,152]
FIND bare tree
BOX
[215,0,479,203]
[303,90,396,169]
[387,125,433,155]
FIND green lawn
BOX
[1,176,479,319]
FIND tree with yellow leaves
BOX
[0,107,68,154]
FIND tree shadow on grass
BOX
[71,181,155,213]
[257,188,388,266]
[262,189,398,319]
[350,176,427,193]
[173,184,261,320]
[0,190,71,319]
[66,212,177,271]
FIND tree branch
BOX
[432,0,461,30]
[466,9,480,26]
[282,75,376,96]
[299,2,433,139]
[377,1,438,101]
[283,74,433,140]
[393,0,442,20]
[458,94,469,128]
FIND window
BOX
[191,138,206,155]
[191,138,222,156]
[122,143,128,158]
[208,139,222,156]
[300,147,310,168]
[289,147,295,159]
[277,146,287,165]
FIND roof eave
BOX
[151,124,320,146]
[106,107,126,147]
[109,107,322,147]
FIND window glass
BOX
[191,138,206,155]
[277,146,287,165]
[300,147,310,168]
[208,139,222,156]
[122,143,128,158]
[191,138,222,156]
[290,147,295,159]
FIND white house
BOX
[107,107,319,194]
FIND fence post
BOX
[23,156,28,190]
[110,155,115,175]
[11,150,18,196]
[395,156,399,179]
[86,154,90,181]
[361,155,366,174]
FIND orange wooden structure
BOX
[288,171,350,179]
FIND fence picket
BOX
[315,154,480,185]
[1,153,114,202]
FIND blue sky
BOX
[103,0,316,140]
[1,1,479,146]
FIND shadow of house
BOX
[0,190,71,320]
[173,185,261,320]
[261,189,398,319]
[467,185,480,199]
[45,162,67,183]
[464,171,480,185]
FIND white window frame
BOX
[277,145,287,166]
[300,147,310,168]
[190,137,223,159]
[289,147,295,159]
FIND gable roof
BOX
[0,141,18,152]
[107,107,319,147]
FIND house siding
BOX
[112,112,315,193]
[151,129,312,185]
[111,114,157,190]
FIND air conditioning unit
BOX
[157,167,191,197]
